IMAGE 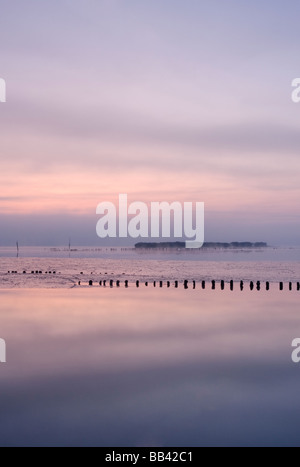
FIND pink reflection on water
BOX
[0,287,300,446]
[0,287,299,379]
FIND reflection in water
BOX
[0,287,300,446]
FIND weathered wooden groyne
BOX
[80,279,300,291]
[5,271,299,291]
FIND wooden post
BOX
[116,280,120,287]
[257,281,261,291]
[89,280,93,286]
[250,281,254,291]
[175,281,178,288]
[160,281,163,288]
[153,281,156,287]
[184,280,188,289]
[103,280,106,287]
[266,282,270,291]
[202,281,205,290]
[279,282,283,291]
[289,282,292,291]
[136,280,140,288]
[221,280,225,290]
[230,280,234,291]
[145,282,148,287]
[99,280,102,286]
[212,280,216,290]
[125,280,128,288]
[240,280,244,291]
[167,281,170,288]
[297,282,300,291]
[193,281,196,289]
[110,280,114,287]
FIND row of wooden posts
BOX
[6,271,299,291]
[81,279,300,291]
[8,271,57,274]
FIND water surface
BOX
[0,287,299,446]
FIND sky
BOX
[0,0,300,246]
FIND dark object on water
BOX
[184,280,188,289]
[153,281,156,287]
[280,282,283,291]
[110,280,114,287]
[289,282,292,291]
[125,280,128,288]
[136,280,140,288]
[230,280,234,291]
[103,280,107,287]
[78,281,81,286]
[89,280,93,286]
[212,280,216,290]
[167,281,170,288]
[202,281,205,290]
[159,281,163,288]
[297,282,300,291]
[175,281,178,288]
[145,282,148,287]
[240,280,244,291]
[250,281,254,291]
[221,280,225,290]
[116,280,120,287]
[135,241,268,249]
[193,281,196,289]
[256,281,261,291]
[266,281,270,291]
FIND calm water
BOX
[0,287,300,447]
[1,246,300,287]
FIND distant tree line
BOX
[135,241,268,249]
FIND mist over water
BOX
[0,246,300,288]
